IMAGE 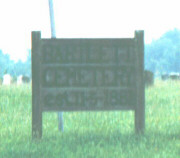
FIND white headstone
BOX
[17,75,23,85]
[2,74,12,85]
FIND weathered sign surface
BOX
[32,31,145,138]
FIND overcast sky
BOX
[0,0,179,61]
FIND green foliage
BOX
[0,49,31,78]
[0,81,179,158]
[0,50,14,77]
[145,28,180,74]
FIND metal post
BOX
[48,0,56,38]
[48,0,64,132]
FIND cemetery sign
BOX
[32,31,145,138]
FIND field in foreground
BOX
[0,80,179,158]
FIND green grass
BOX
[0,81,180,158]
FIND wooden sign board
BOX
[32,31,145,138]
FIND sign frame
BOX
[31,31,145,138]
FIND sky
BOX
[0,0,179,61]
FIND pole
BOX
[48,0,56,38]
[48,0,64,132]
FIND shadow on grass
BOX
[41,129,180,150]
[1,130,179,158]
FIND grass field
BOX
[0,80,179,158]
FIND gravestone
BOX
[144,70,154,86]
[32,30,145,138]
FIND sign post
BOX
[48,0,64,132]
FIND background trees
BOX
[0,29,179,78]
[0,49,31,78]
[145,28,180,75]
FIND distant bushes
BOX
[145,28,180,75]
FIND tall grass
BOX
[0,81,179,158]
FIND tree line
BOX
[145,28,180,75]
[0,29,179,79]
[0,49,31,79]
